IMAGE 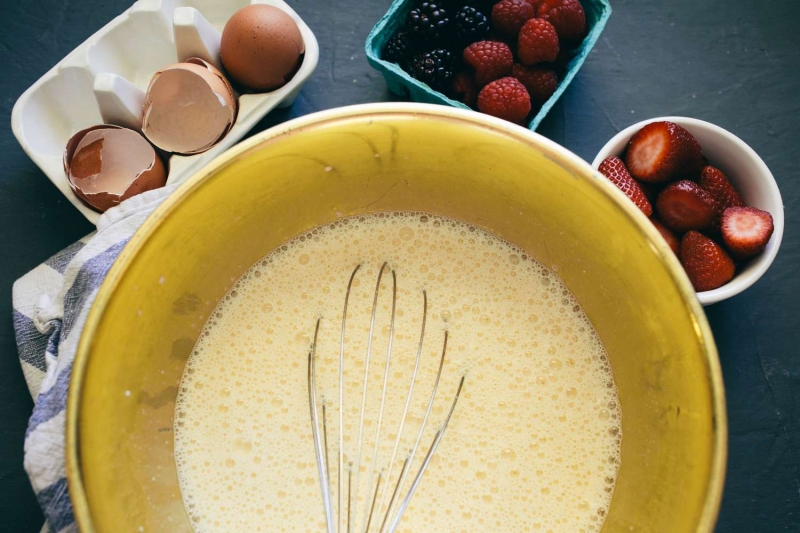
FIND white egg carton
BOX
[10,0,319,224]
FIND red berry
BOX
[477,76,532,123]
[720,206,774,259]
[651,218,680,256]
[536,0,587,46]
[518,18,559,65]
[597,156,653,216]
[655,180,719,233]
[625,121,704,183]
[492,0,535,37]
[680,231,736,292]
[511,63,558,104]
[699,165,744,212]
[463,40,514,86]
[452,70,478,107]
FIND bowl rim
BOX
[66,103,727,532]
[592,116,785,306]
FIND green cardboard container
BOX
[365,0,612,130]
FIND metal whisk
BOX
[307,262,465,533]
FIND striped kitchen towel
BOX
[12,184,177,533]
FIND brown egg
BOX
[142,58,237,154]
[64,125,166,213]
[220,5,305,91]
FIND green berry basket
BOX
[365,0,612,130]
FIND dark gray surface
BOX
[0,0,798,531]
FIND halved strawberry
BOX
[721,206,774,259]
[650,218,680,255]
[597,156,653,216]
[625,121,704,183]
[699,165,744,211]
[655,180,719,233]
[680,231,736,292]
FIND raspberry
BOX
[407,2,451,46]
[511,64,558,103]
[518,18,559,65]
[451,70,479,107]
[454,6,491,45]
[463,40,514,86]
[537,0,586,46]
[525,0,546,8]
[477,76,531,123]
[408,48,455,91]
[491,0,534,38]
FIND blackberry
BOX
[407,2,451,46]
[454,6,490,45]
[383,30,412,67]
[408,48,455,91]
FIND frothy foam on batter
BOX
[175,212,621,532]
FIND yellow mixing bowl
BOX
[66,103,726,532]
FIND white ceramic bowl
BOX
[592,116,784,306]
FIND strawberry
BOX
[655,180,719,233]
[625,121,704,183]
[517,18,560,65]
[463,40,514,86]
[699,165,744,212]
[492,0,535,38]
[720,206,774,259]
[650,218,680,256]
[597,156,653,216]
[680,231,736,292]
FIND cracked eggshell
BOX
[220,4,305,91]
[142,58,237,155]
[63,125,167,213]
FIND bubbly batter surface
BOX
[175,212,621,533]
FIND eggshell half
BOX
[142,58,237,154]
[64,125,167,213]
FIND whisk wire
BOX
[339,264,361,533]
[377,331,450,533]
[309,263,464,533]
[385,375,465,533]
[308,319,335,533]
[364,472,383,533]
[360,267,397,531]
[370,291,428,532]
[351,262,392,532]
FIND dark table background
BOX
[1,0,798,531]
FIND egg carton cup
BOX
[11,0,319,225]
[365,0,611,131]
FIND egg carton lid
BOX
[11,0,319,225]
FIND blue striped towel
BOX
[12,184,177,533]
